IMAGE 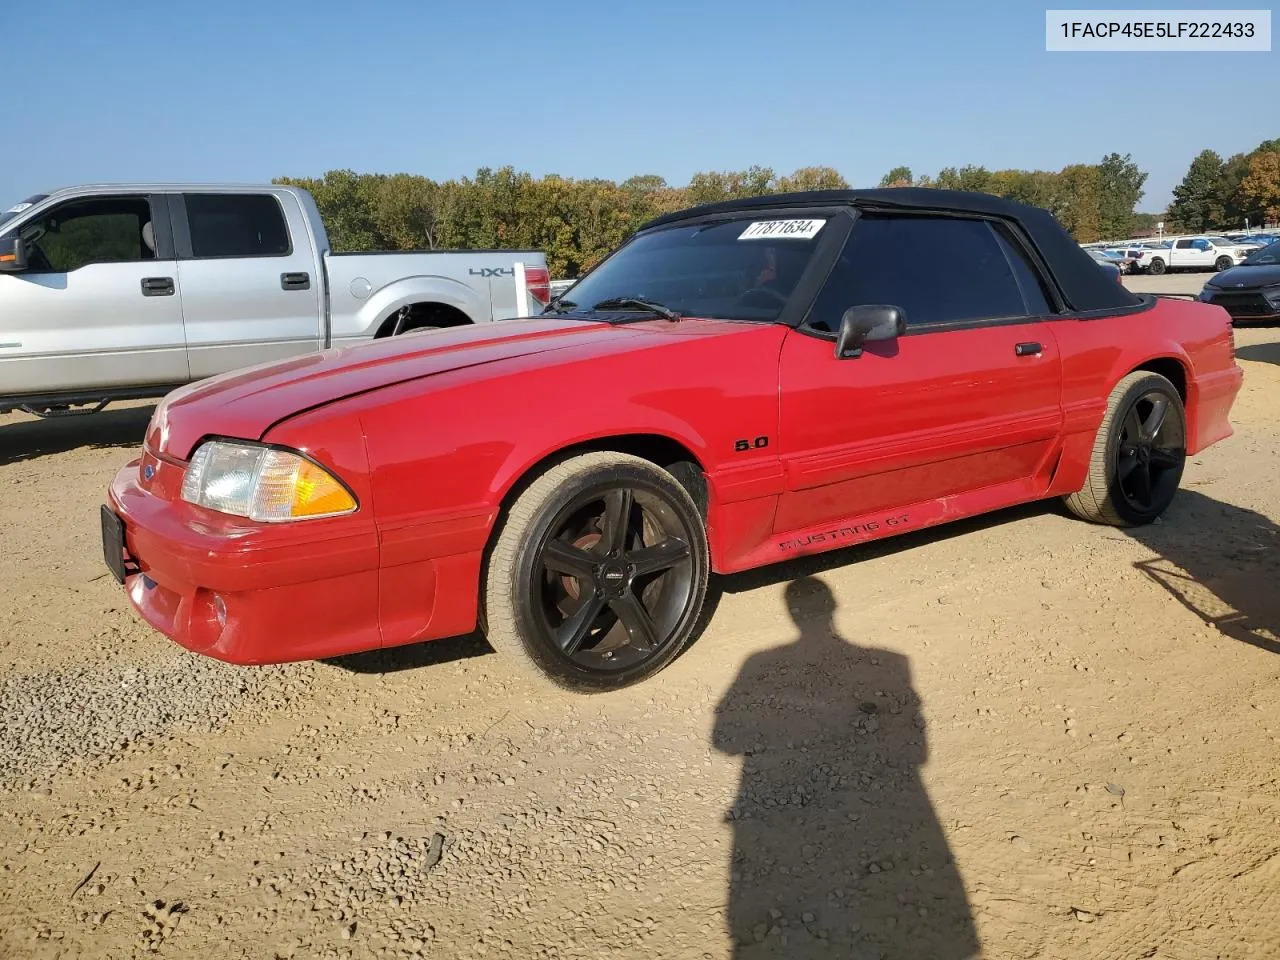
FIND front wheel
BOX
[1215,256,1234,272]
[1064,371,1186,526]
[482,452,710,691]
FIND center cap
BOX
[597,560,633,597]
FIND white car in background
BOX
[1130,236,1255,276]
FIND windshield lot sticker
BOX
[738,219,826,240]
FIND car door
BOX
[774,213,1064,535]
[0,192,188,398]
[172,191,323,380]
[1170,238,1203,269]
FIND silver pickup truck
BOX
[0,183,550,415]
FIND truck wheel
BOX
[1064,371,1186,527]
[1147,257,1166,275]
[482,452,709,692]
[1214,256,1233,272]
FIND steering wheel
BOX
[736,285,789,308]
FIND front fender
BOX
[353,276,487,336]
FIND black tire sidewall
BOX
[1215,256,1233,272]
[1101,376,1186,525]
[1149,258,1166,275]
[508,462,709,690]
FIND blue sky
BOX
[1,0,1274,212]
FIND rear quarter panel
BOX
[325,251,549,342]
[1048,297,1239,493]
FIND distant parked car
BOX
[1199,239,1280,323]
[1086,249,1127,280]
[1131,236,1253,275]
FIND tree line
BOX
[275,144,1270,278]
[1167,137,1280,233]
[273,166,848,278]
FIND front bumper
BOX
[1201,290,1280,322]
[105,459,383,664]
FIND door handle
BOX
[140,276,175,297]
[281,272,311,291]
[1014,341,1043,357]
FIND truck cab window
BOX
[19,197,155,273]
[184,194,290,259]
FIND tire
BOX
[482,451,710,691]
[1147,257,1167,276]
[1215,256,1233,272]
[1064,371,1187,527]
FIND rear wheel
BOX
[1064,371,1186,526]
[1147,257,1167,275]
[482,452,709,691]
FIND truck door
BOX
[172,191,323,380]
[0,192,188,398]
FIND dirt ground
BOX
[2,271,1277,960]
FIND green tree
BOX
[1096,152,1148,239]
[776,166,849,192]
[879,166,913,187]
[934,165,992,193]
[1241,151,1280,224]
[1169,150,1226,232]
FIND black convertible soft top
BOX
[639,188,1143,314]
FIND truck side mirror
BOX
[0,235,25,272]
[835,304,906,359]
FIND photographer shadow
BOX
[712,576,979,959]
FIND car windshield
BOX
[552,215,831,322]
[0,194,48,229]
[1241,240,1280,265]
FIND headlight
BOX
[180,441,357,521]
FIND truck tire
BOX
[1214,255,1233,272]
[482,451,709,692]
[1147,257,1166,275]
[1064,371,1186,527]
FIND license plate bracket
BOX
[100,504,128,584]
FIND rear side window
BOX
[184,194,290,259]
[806,215,1037,331]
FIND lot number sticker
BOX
[738,219,826,240]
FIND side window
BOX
[991,224,1052,316]
[19,196,156,273]
[806,215,1033,332]
[1175,239,1193,249]
[184,194,290,259]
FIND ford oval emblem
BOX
[143,464,155,481]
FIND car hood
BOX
[1205,264,1280,292]
[147,317,740,460]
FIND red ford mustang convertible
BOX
[103,189,1243,690]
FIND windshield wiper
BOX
[541,298,577,314]
[590,296,681,322]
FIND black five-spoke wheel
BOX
[484,452,709,690]
[1115,390,1184,514]
[1065,371,1187,526]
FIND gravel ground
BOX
[1,271,1277,959]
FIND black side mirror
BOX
[835,304,906,359]
[0,235,26,273]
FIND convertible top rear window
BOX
[556,217,830,322]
